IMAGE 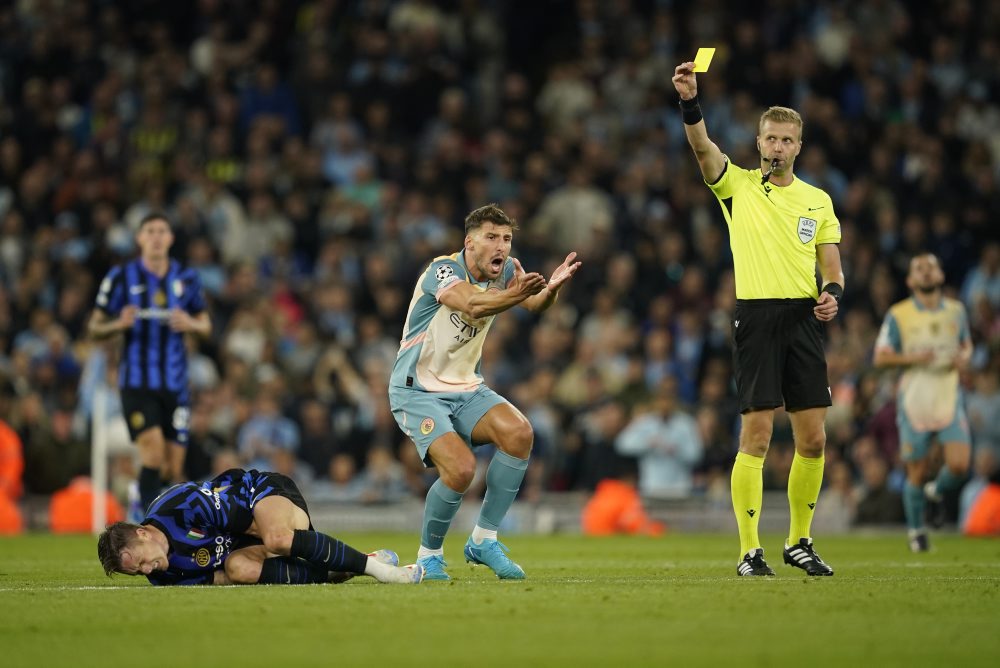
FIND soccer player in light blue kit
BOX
[874,253,973,552]
[389,203,581,579]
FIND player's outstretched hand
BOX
[813,292,839,321]
[672,62,698,100]
[510,257,547,298]
[547,252,582,292]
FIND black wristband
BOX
[821,283,843,302]
[679,95,703,125]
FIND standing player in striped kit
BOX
[88,213,211,514]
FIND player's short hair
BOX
[97,521,140,576]
[464,203,518,234]
[758,106,803,139]
[138,212,172,231]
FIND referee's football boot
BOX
[416,554,451,581]
[464,537,526,580]
[330,549,399,584]
[736,548,775,576]
[783,538,834,576]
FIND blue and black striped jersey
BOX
[95,259,206,400]
[142,469,291,586]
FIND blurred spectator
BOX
[855,457,905,526]
[237,392,300,471]
[615,379,703,498]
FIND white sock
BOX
[417,545,444,559]
[364,557,393,579]
[471,526,497,544]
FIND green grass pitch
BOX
[2,532,998,667]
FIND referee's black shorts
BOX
[732,298,832,414]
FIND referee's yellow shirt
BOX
[708,157,841,299]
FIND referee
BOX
[672,62,844,576]
[88,213,211,514]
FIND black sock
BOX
[138,467,163,514]
[257,557,329,585]
[290,530,368,574]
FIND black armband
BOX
[679,95,703,125]
[821,283,843,302]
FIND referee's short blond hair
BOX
[758,106,803,139]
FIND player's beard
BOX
[915,283,941,295]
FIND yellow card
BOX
[693,48,716,72]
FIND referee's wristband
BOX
[679,95,703,125]
[821,283,843,302]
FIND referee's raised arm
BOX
[672,62,726,184]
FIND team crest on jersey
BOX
[129,411,145,430]
[194,548,211,567]
[153,290,167,307]
[420,418,435,435]
[797,216,817,243]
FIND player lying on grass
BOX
[97,468,424,586]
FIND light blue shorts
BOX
[388,384,508,466]
[897,400,971,462]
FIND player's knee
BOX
[446,459,476,491]
[948,460,970,477]
[500,420,534,459]
[225,555,259,584]
[261,528,294,555]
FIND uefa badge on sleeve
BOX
[797,217,817,244]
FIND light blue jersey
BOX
[390,251,515,393]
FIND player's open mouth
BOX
[490,257,504,272]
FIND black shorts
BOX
[214,469,313,535]
[121,388,190,445]
[732,299,832,414]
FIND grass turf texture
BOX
[2,532,998,667]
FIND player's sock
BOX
[290,530,369,574]
[470,525,498,544]
[258,557,328,585]
[138,467,162,513]
[476,450,529,531]
[421,479,464,550]
[903,482,926,531]
[417,546,444,559]
[934,465,964,495]
[731,451,764,557]
[787,452,824,545]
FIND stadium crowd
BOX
[1,0,999,530]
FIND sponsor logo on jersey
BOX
[420,418,435,435]
[135,307,171,320]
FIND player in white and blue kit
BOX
[874,253,973,552]
[389,204,581,580]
